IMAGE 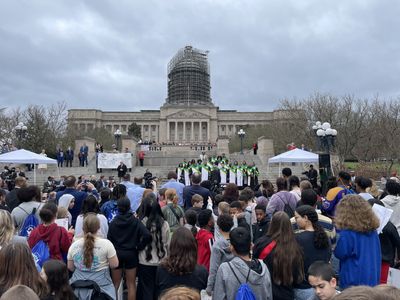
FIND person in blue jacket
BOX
[334,194,381,289]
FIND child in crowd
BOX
[307,261,339,300]
[213,227,273,300]
[184,209,199,237]
[158,188,167,208]
[206,214,234,296]
[188,194,204,217]
[229,201,251,233]
[253,204,270,243]
[239,187,257,225]
[41,259,76,300]
[196,209,215,271]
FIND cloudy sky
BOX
[0,0,399,112]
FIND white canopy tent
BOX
[0,149,58,184]
[268,148,319,176]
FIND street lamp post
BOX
[114,129,122,151]
[314,122,337,153]
[312,121,338,193]
[14,122,28,149]
[238,128,246,154]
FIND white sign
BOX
[372,204,393,234]
[55,218,69,230]
[97,153,132,169]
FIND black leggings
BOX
[137,264,157,300]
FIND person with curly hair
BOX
[159,286,200,300]
[156,227,208,298]
[334,195,381,289]
[294,205,331,300]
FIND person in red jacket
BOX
[28,202,73,261]
[196,209,214,271]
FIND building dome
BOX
[166,46,212,106]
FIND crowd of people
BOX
[1,164,400,300]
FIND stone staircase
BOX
[17,150,311,187]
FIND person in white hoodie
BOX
[213,227,273,300]
[381,179,400,235]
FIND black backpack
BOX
[275,193,295,218]
[71,280,113,300]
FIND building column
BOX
[207,121,210,142]
[140,125,144,140]
[166,123,169,142]
[199,122,203,142]
[183,122,186,142]
[191,122,194,142]
[156,125,159,143]
[174,122,178,142]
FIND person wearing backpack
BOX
[11,185,43,234]
[213,227,272,300]
[28,202,72,263]
[100,184,127,223]
[266,177,297,218]
[68,213,119,299]
[161,189,184,233]
[322,172,355,218]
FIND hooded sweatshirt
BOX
[107,212,152,256]
[196,228,214,271]
[28,223,71,260]
[206,237,233,294]
[213,256,272,300]
[58,194,74,225]
[381,194,400,235]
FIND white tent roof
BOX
[268,148,318,164]
[0,149,57,164]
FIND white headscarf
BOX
[58,194,75,208]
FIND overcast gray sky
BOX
[0,0,399,112]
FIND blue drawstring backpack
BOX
[106,201,119,223]
[19,207,39,237]
[228,262,257,300]
[32,240,50,271]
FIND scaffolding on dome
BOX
[166,45,212,106]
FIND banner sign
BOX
[97,153,132,169]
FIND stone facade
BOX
[68,106,284,143]
[67,46,284,143]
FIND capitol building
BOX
[68,46,285,143]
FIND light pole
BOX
[14,122,28,149]
[114,129,122,151]
[313,122,337,153]
[312,121,338,192]
[238,128,246,154]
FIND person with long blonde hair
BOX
[0,210,27,248]
[68,213,119,299]
[334,195,381,289]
